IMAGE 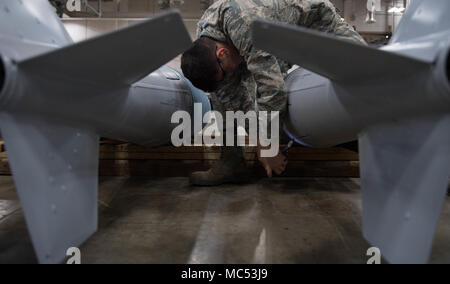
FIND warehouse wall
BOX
[341,0,405,33]
[83,0,212,18]
[63,18,198,41]
[64,0,408,38]
[62,18,198,70]
[62,0,408,68]
[74,0,407,32]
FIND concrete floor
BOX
[0,176,449,264]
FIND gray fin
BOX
[0,0,71,46]
[0,113,99,264]
[251,20,431,83]
[359,115,450,263]
[18,11,192,87]
[391,0,450,43]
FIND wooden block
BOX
[0,160,11,175]
[0,138,360,177]
[98,159,360,178]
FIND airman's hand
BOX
[257,145,287,178]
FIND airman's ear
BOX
[217,47,227,59]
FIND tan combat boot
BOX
[190,147,248,186]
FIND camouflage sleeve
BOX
[300,0,366,44]
[224,11,288,123]
[225,15,287,142]
[246,51,288,116]
[196,1,228,42]
[221,8,288,142]
[246,51,287,141]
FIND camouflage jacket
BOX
[197,0,365,128]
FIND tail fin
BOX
[251,20,431,83]
[391,0,450,44]
[19,11,192,87]
[359,115,450,263]
[0,113,99,264]
[0,5,192,263]
[0,0,71,46]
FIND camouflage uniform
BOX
[197,0,365,135]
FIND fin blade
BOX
[359,115,450,263]
[0,113,99,264]
[252,20,431,83]
[0,0,71,46]
[391,0,450,43]
[19,11,192,87]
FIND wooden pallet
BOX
[0,139,360,177]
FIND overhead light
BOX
[366,0,377,24]
[388,7,405,13]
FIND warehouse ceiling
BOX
[49,0,215,18]
[51,0,408,20]
[54,0,409,44]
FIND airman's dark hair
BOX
[181,37,219,92]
